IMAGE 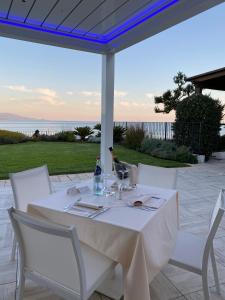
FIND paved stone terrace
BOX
[1,160,225,299]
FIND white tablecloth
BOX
[27,184,178,300]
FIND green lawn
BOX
[0,142,188,179]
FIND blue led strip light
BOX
[0,0,179,44]
[104,0,179,41]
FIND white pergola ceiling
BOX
[0,0,224,54]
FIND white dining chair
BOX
[137,163,177,189]
[8,207,116,300]
[169,189,225,300]
[10,165,52,261]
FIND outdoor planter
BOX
[213,151,225,160]
[194,154,205,163]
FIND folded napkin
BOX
[67,186,90,196]
[76,201,103,210]
[128,195,165,209]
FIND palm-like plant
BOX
[94,123,101,131]
[74,126,94,142]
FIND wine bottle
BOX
[108,147,128,180]
[94,156,102,176]
[108,147,120,163]
[93,156,103,195]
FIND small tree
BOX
[74,126,93,142]
[174,94,224,159]
[154,72,195,113]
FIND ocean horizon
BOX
[0,120,174,139]
[0,120,225,139]
[0,120,98,136]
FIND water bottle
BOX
[93,157,103,196]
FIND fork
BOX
[127,204,157,211]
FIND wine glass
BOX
[102,173,116,197]
[113,162,129,200]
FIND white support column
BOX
[101,53,115,174]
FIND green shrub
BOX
[54,131,75,142]
[140,137,197,164]
[174,94,224,159]
[176,145,197,163]
[113,126,126,144]
[0,130,28,144]
[124,126,145,150]
[141,138,166,154]
[39,134,58,142]
[94,123,101,131]
[74,126,94,142]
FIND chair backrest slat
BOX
[210,189,225,230]
[138,163,177,189]
[203,189,225,267]
[10,165,52,211]
[8,208,86,299]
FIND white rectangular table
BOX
[27,183,178,300]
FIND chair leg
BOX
[16,273,25,300]
[202,268,210,300]
[10,236,17,261]
[210,247,220,295]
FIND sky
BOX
[0,2,225,122]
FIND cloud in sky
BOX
[80,91,100,97]
[66,91,73,95]
[35,88,64,106]
[4,85,31,93]
[35,88,57,98]
[85,100,100,106]
[9,97,17,101]
[119,100,151,108]
[80,90,127,98]
[4,84,64,106]
[120,101,130,107]
[115,90,127,97]
[145,93,154,99]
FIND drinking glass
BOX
[103,173,116,197]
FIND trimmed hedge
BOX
[174,94,224,159]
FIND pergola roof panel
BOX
[57,0,104,33]
[42,0,81,30]
[26,0,58,26]
[0,0,224,54]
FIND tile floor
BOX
[1,159,225,299]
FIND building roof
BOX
[0,0,224,54]
[187,67,225,91]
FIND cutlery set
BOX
[127,204,158,211]
[64,202,110,219]
[64,193,162,218]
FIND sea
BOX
[0,121,98,136]
[0,121,225,138]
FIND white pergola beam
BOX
[101,54,115,174]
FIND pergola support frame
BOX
[100,53,115,174]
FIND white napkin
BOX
[128,195,165,209]
[77,201,103,210]
[67,186,90,196]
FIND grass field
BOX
[0,142,188,179]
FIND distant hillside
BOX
[0,113,46,122]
